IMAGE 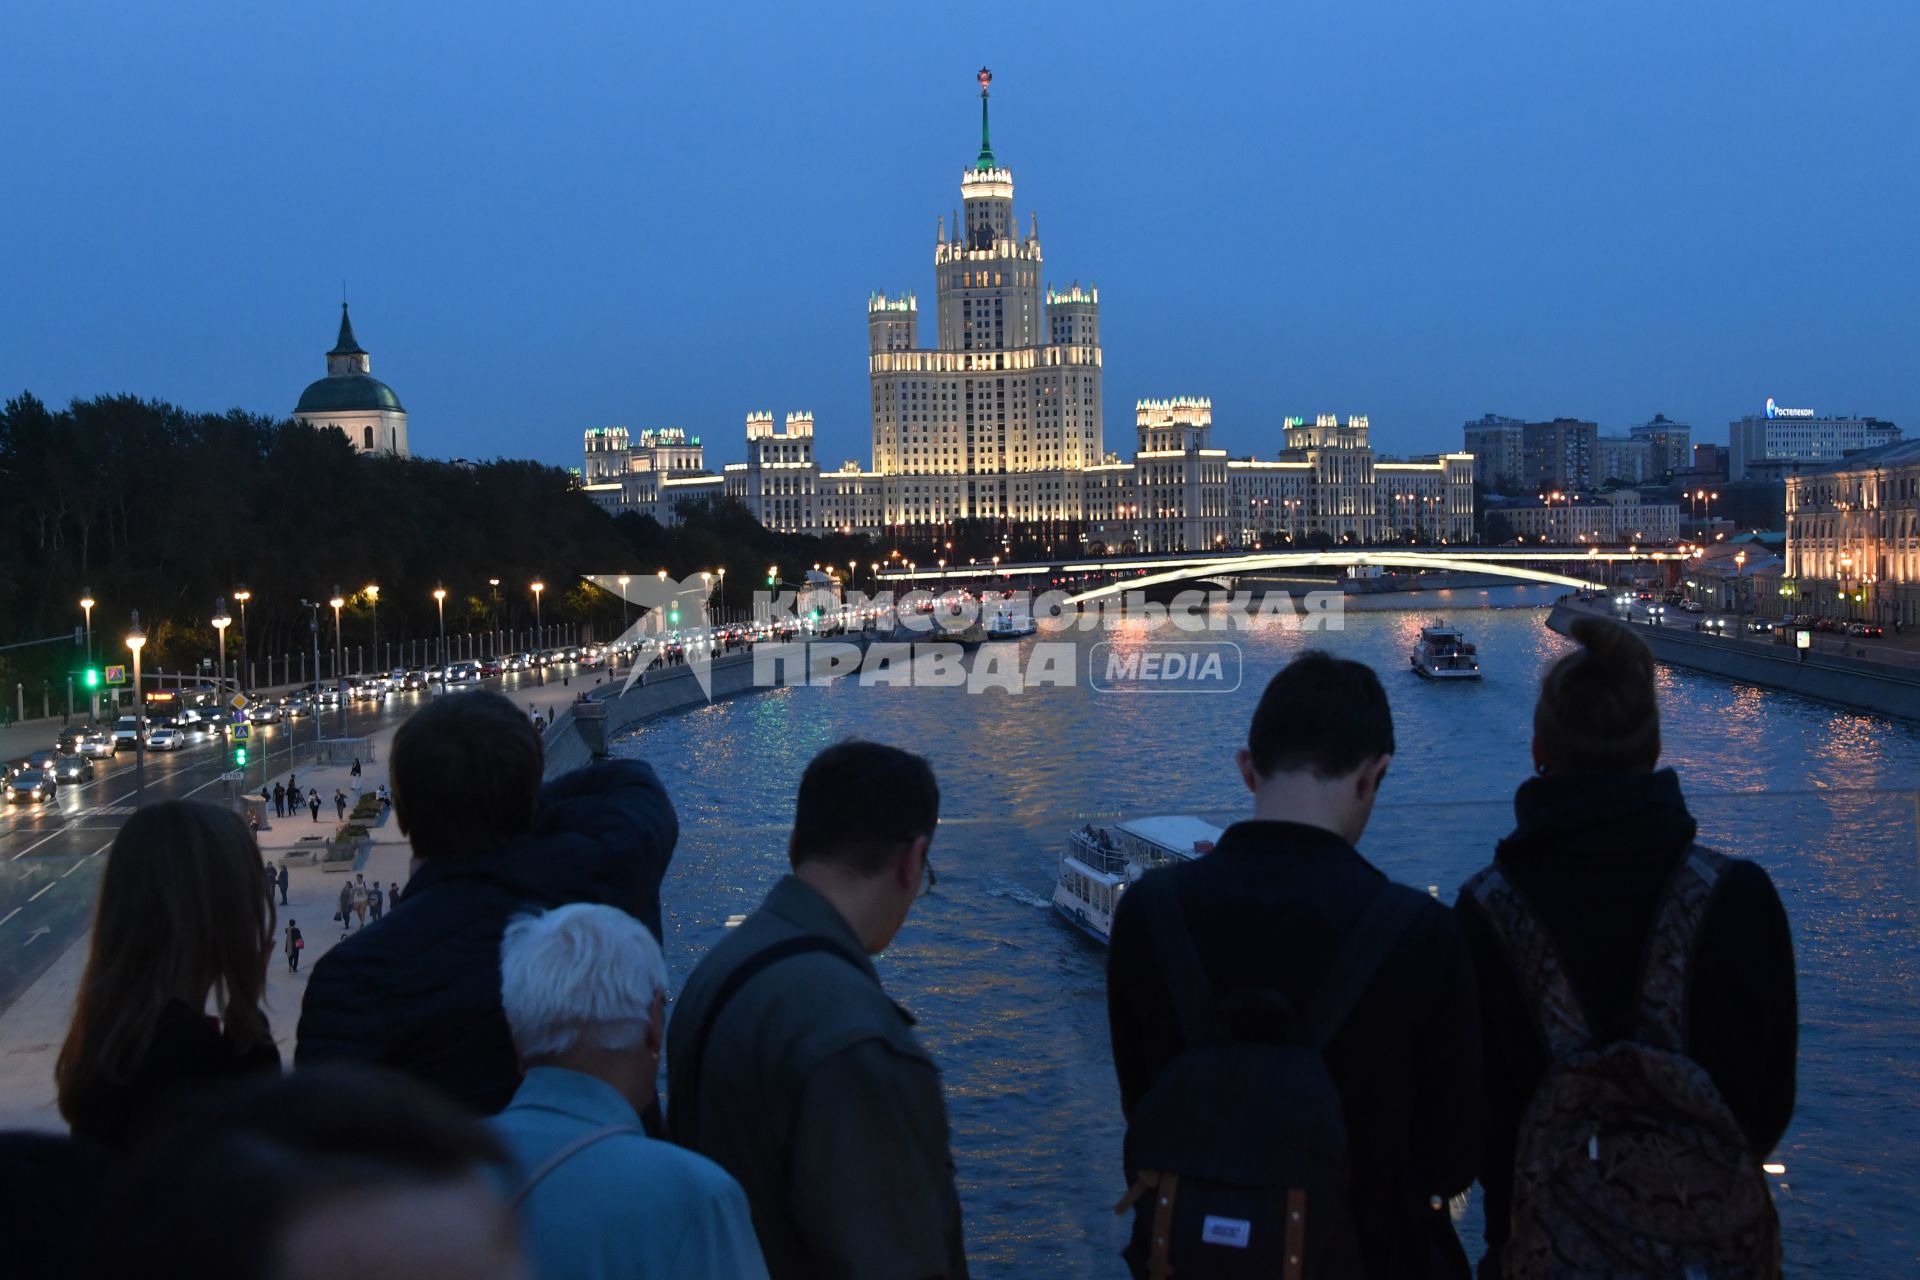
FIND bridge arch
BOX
[1061,550,1616,606]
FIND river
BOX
[614,586,1920,1275]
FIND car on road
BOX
[246,703,283,725]
[1679,600,1705,613]
[145,727,185,751]
[1845,622,1885,638]
[52,754,95,783]
[25,749,60,776]
[3,772,56,804]
[446,662,478,684]
[113,716,145,748]
[401,670,427,690]
[478,657,503,677]
[77,729,115,758]
[1746,620,1775,634]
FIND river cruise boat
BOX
[1410,621,1481,680]
[987,603,1037,639]
[1053,815,1223,944]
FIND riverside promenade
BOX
[1550,597,1920,721]
[0,722,409,1134]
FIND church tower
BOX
[294,303,411,457]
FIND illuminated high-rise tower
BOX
[868,68,1103,531]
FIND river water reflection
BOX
[614,587,1920,1274]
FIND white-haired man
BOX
[491,903,767,1280]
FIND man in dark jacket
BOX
[667,741,967,1280]
[1107,652,1483,1278]
[296,691,677,1116]
[1454,617,1796,1276]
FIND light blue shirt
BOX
[492,1066,768,1280]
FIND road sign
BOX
[231,693,249,710]
[104,664,127,686]
[232,723,251,741]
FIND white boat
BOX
[986,603,1037,639]
[1410,620,1481,680]
[1052,815,1223,944]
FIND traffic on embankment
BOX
[1549,595,1920,721]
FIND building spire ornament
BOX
[975,66,995,170]
[331,301,365,357]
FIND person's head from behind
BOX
[1533,616,1660,776]
[1238,651,1395,845]
[789,741,940,954]
[390,691,543,863]
[91,1065,524,1280]
[56,800,274,1120]
[500,903,668,1114]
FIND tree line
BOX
[0,394,883,697]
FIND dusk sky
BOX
[5,1,1916,469]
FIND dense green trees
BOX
[0,394,882,695]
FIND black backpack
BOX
[1117,880,1425,1279]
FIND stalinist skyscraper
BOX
[867,67,1104,533]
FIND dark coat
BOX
[1108,820,1483,1280]
[1453,769,1797,1277]
[65,1001,280,1152]
[294,760,678,1115]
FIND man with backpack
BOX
[666,741,967,1280]
[1107,652,1483,1278]
[1455,617,1796,1277]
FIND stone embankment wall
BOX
[1548,602,1920,722]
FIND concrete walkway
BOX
[0,723,414,1134]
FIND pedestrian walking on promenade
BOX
[278,864,289,907]
[493,905,768,1280]
[352,875,370,927]
[287,772,297,800]
[668,741,967,1280]
[55,801,280,1152]
[334,789,348,821]
[368,882,384,922]
[338,881,356,939]
[286,921,304,973]
[308,790,321,823]
[388,881,402,909]
[1455,616,1796,1278]
[1106,652,1482,1279]
[350,758,362,778]
[296,691,678,1116]
[273,782,286,817]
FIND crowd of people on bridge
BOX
[0,615,1797,1279]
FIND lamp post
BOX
[531,580,545,652]
[487,579,501,657]
[617,576,631,638]
[433,587,448,694]
[80,591,96,720]
[329,588,347,733]
[126,614,146,801]
[716,567,727,625]
[365,584,380,676]
[212,601,231,767]
[232,587,251,692]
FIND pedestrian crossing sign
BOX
[104,664,127,685]
[232,724,251,741]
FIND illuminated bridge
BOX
[875,546,1670,602]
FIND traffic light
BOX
[667,603,681,626]
[234,745,249,768]
[82,667,100,689]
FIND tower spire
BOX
[331,301,365,356]
[975,66,995,170]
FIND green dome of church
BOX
[295,373,405,415]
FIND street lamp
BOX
[329,588,347,733]
[617,575,631,637]
[716,567,727,623]
[487,578,501,657]
[212,600,232,694]
[126,613,146,801]
[232,587,251,693]
[365,584,380,675]
[530,581,545,682]
[433,586,448,694]
[80,591,97,719]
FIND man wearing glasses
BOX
[667,740,966,1280]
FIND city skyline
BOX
[5,3,1917,469]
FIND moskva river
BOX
[616,587,1919,1275]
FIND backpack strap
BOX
[1306,882,1427,1050]
[509,1124,645,1208]
[1461,865,1593,1062]
[1141,880,1216,1048]
[675,935,867,1146]
[1633,845,1729,1053]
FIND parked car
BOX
[3,772,56,804]
[52,755,95,783]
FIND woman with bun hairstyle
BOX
[56,800,281,1151]
[1453,617,1797,1276]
